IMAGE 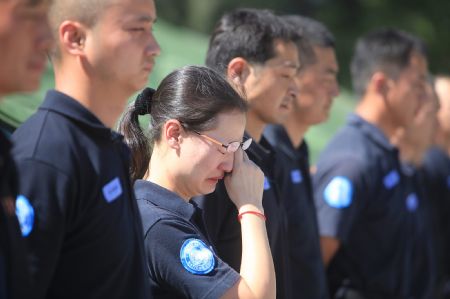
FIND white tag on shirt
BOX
[264,177,271,190]
[102,177,122,203]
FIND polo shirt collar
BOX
[264,124,306,162]
[134,180,197,222]
[401,162,417,177]
[39,90,122,140]
[245,131,275,173]
[347,113,397,152]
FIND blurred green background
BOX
[1,0,448,162]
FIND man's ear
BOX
[59,20,87,56]
[370,71,391,98]
[163,119,183,150]
[227,57,251,86]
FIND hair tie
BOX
[134,87,155,116]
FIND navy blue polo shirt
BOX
[264,124,329,299]
[134,180,240,298]
[192,133,292,299]
[422,147,450,283]
[0,131,31,299]
[12,90,149,298]
[401,164,437,299]
[313,114,420,298]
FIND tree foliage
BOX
[156,0,450,86]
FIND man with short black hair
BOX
[391,78,440,299]
[194,8,300,299]
[313,28,429,298]
[0,0,52,297]
[264,15,339,298]
[422,75,450,297]
[12,0,160,297]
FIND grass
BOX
[306,90,356,163]
[0,20,355,163]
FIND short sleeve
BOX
[313,158,368,243]
[192,182,242,271]
[145,218,240,299]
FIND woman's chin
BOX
[201,180,219,195]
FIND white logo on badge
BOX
[15,195,34,237]
[291,169,303,184]
[102,177,122,203]
[263,177,271,190]
[323,176,353,209]
[180,238,215,275]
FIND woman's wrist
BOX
[238,204,264,214]
[238,210,266,221]
[238,204,265,221]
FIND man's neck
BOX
[283,115,308,149]
[245,111,266,143]
[54,68,131,129]
[399,144,423,167]
[434,133,450,157]
[355,98,398,142]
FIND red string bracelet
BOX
[238,211,266,221]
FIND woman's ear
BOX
[163,120,183,150]
[59,20,87,57]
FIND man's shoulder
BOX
[12,110,86,174]
[14,108,76,144]
[318,133,369,170]
[424,147,450,169]
[325,124,367,150]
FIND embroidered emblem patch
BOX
[383,170,400,189]
[102,177,122,203]
[180,238,215,275]
[15,195,35,237]
[291,169,303,184]
[323,176,353,209]
[406,193,419,212]
[263,177,271,190]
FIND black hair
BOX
[118,65,248,181]
[350,28,428,97]
[205,8,300,74]
[282,15,335,67]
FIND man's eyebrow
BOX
[129,15,157,23]
[326,67,339,74]
[281,60,301,70]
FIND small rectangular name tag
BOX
[102,177,122,203]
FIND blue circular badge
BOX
[15,195,35,237]
[180,238,215,275]
[323,176,353,209]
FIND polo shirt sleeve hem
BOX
[145,218,241,298]
[200,267,240,299]
[314,157,367,244]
